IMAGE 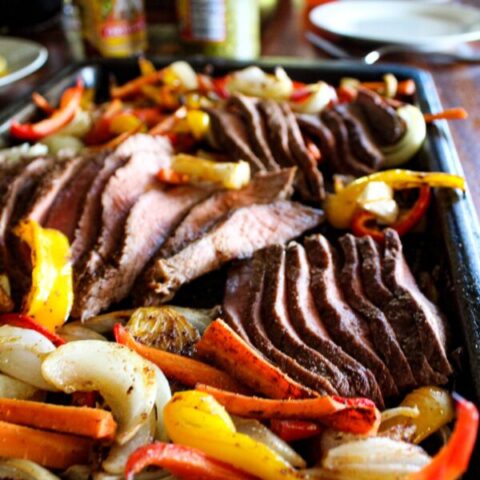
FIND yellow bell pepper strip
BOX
[14,220,73,332]
[163,390,302,480]
[10,80,84,141]
[138,57,156,76]
[196,385,380,435]
[125,442,258,480]
[325,169,465,229]
[407,394,478,480]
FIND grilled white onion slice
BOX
[41,340,157,444]
[0,459,61,480]
[0,373,43,400]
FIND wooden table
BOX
[1,0,479,214]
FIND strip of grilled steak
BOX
[228,94,279,171]
[280,103,325,202]
[356,88,406,145]
[75,134,172,280]
[223,259,257,342]
[261,244,341,395]
[138,200,324,305]
[338,234,415,391]
[205,108,266,173]
[240,250,334,394]
[305,234,398,404]
[336,104,384,170]
[285,242,382,401]
[72,185,211,319]
[21,155,87,225]
[44,153,107,242]
[382,229,452,381]
[160,168,296,257]
[70,152,127,264]
[320,109,373,177]
[356,235,445,386]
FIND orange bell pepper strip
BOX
[156,168,190,185]
[111,70,164,99]
[31,92,54,114]
[424,108,468,123]
[196,384,381,435]
[0,313,65,347]
[407,394,478,480]
[351,184,431,242]
[10,80,83,141]
[270,419,322,442]
[125,442,258,480]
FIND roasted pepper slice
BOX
[163,390,301,480]
[407,394,478,480]
[10,80,84,141]
[14,220,73,332]
[325,170,465,229]
[270,419,322,442]
[125,442,257,480]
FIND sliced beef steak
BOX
[44,152,107,242]
[382,229,452,382]
[205,108,266,173]
[228,94,278,171]
[75,134,172,281]
[356,235,445,386]
[72,185,211,319]
[239,250,335,394]
[285,242,381,401]
[356,88,406,145]
[160,168,296,257]
[261,244,341,395]
[305,234,397,405]
[138,200,323,305]
[338,234,415,391]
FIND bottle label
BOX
[179,0,226,43]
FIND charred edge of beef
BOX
[261,244,339,395]
[355,88,406,145]
[228,94,279,171]
[204,107,266,173]
[382,229,452,380]
[338,234,416,391]
[285,242,386,400]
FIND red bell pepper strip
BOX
[407,394,478,480]
[71,391,97,408]
[0,313,65,347]
[10,80,84,141]
[270,419,322,442]
[125,442,257,480]
[212,76,230,99]
[351,185,431,242]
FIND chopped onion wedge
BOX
[169,305,219,334]
[290,82,337,114]
[0,373,42,400]
[357,181,399,225]
[152,365,172,441]
[82,310,134,334]
[166,61,198,91]
[57,323,107,342]
[228,66,293,100]
[0,458,61,480]
[0,325,57,391]
[41,340,157,444]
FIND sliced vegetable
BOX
[109,113,145,135]
[125,442,257,480]
[14,220,73,332]
[185,110,210,139]
[380,387,455,444]
[168,306,218,334]
[138,57,156,76]
[0,373,41,400]
[42,134,84,156]
[424,108,468,123]
[381,105,426,167]
[407,394,478,480]
[170,154,251,190]
[127,307,200,356]
[114,324,245,393]
[163,390,301,480]
[57,323,107,342]
[164,61,199,91]
[152,365,172,442]
[270,419,322,443]
[41,340,157,444]
[0,275,13,312]
[111,71,164,99]
[196,385,380,435]
[0,420,92,469]
[0,458,61,480]
[57,109,92,138]
[195,319,312,399]
[32,92,54,114]
[0,325,56,391]
[156,168,190,185]
[290,81,336,114]
[352,185,431,241]
[10,80,84,141]
[0,313,65,347]
[356,181,399,225]
[325,169,464,229]
[0,398,117,440]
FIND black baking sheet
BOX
[1,56,479,477]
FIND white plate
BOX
[0,37,48,88]
[309,1,480,46]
